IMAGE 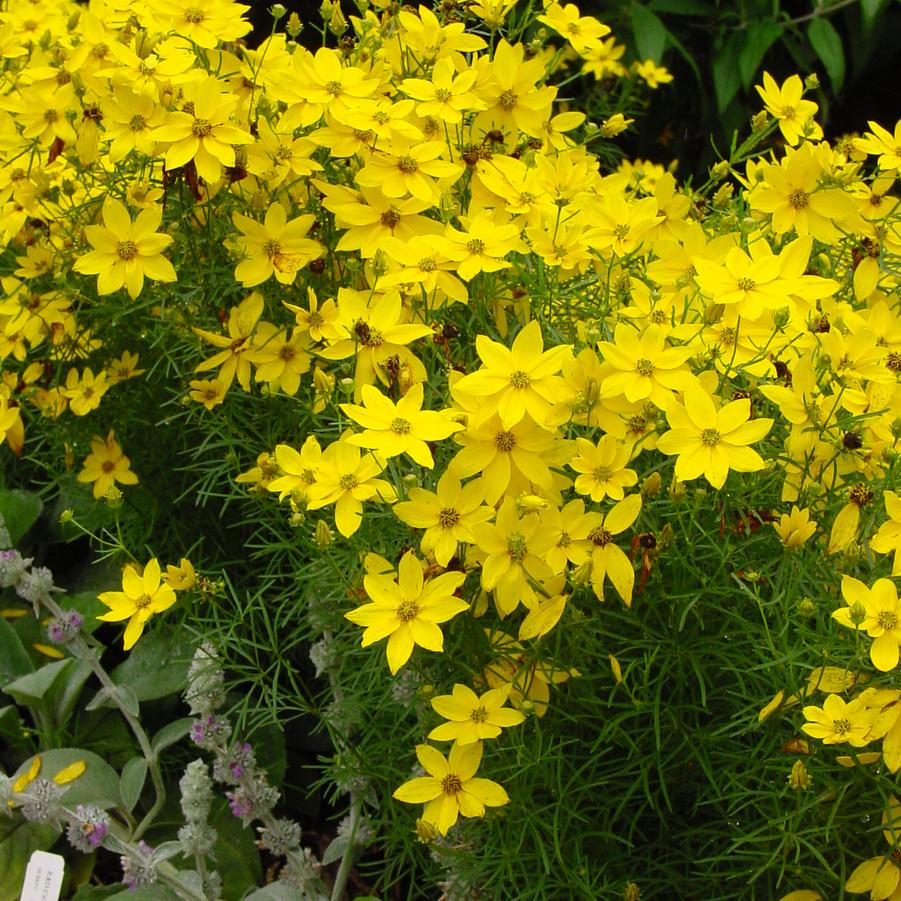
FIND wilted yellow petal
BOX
[827,502,859,554]
[836,752,882,768]
[33,643,65,659]
[518,595,567,640]
[807,666,858,693]
[778,891,823,901]
[759,689,784,722]
[609,654,623,684]
[53,759,86,785]
[0,608,28,618]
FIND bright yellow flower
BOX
[773,506,817,548]
[189,378,228,409]
[656,384,773,489]
[870,491,901,575]
[846,797,901,898]
[341,383,462,468]
[452,320,572,429]
[355,141,464,204]
[538,2,610,56]
[569,435,637,503]
[193,292,264,390]
[147,0,252,48]
[267,436,322,502]
[394,471,494,567]
[345,550,467,674]
[393,742,508,835]
[856,119,901,171]
[77,432,139,500]
[833,576,901,672]
[246,325,312,396]
[306,436,396,537]
[97,559,177,651]
[73,199,176,300]
[801,693,873,746]
[0,395,23,454]
[443,212,526,281]
[62,368,110,417]
[428,683,525,744]
[754,72,821,146]
[165,558,196,591]
[582,493,642,606]
[400,56,484,124]
[633,60,673,89]
[231,202,322,287]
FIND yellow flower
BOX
[355,141,464,204]
[569,435,637,502]
[537,2,610,55]
[393,742,508,835]
[62,368,110,417]
[306,436,396,537]
[428,683,525,744]
[231,202,322,287]
[394,471,494,567]
[267,436,322,502]
[871,491,901,575]
[400,56,484,125]
[833,576,901,672]
[73,199,176,299]
[246,325,312,396]
[582,493,642,606]
[150,75,253,183]
[193,292,264,391]
[856,119,901,171]
[773,506,817,548]
[846,797,901,899]
[165,558,196,591]
[345,550,467,674]
[754,72,821,146]
[189,378,228,409]
[340,383,462,468]
[801,693,873,746]
[77,432,139,500]
[656,384,773,489]
[0,395,23,454]
[633,60,673,89]
[97,559,177,651]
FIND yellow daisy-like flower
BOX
[340,383,463,468]
[656,384,773,489]
[582,492,642,606]
[76,432,139,500]
[393,742,509,835]
[344,550,467,674]
[833,576,901,672]
[754,72,821,146]
[569,435,637,502]
[428,683,525,744]
[97,558,177,651]
[801,693,873,747]
[870,491,901,576]
[773,506,817,549]
[73,199,176,300]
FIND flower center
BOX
[397,598,419,622]
[832,718,851,736]
[592,465,612,482]
[737,277,756,292]
[117,240,138,261]
[390,417,411,434]
[184,6,205,23]
[129,114,146,131]
[325,80,342,96]
[509,369,530,389]
[614,223,630,240]
[507,531,527,562]
[278,345,296,362]
[441,773,463,795]
[339,474,358,490]
[588,526,612,546]
[495,430,516,451]
[438,507,460,528]
[192,119,212,138]
[470,706,488,723]
[263,239,282,259]
[135,593,153,610]
[635,358,654,377]
[499,89,517,111]
[467,238,485,255]
[101,460,115,473]
[701,428,720,447]
[380,209,401,229]
[878,611,898,631]
[397,155,419,174]
[434,88,452,103]
[789,189,809,209]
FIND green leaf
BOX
[0,705,23,740]
[0,489,42,546]
[3,658,73,709]
[0,616,33,685]
[321,832,350,867]
[738,20,783,90]
[110,630,193,702]
[151,717,194,755]
[208,798,263,900]
[243,886,305,901]
[631,5,667,63]
[713,34,743,112]
[0,818,58,901]
[71,885,125,900]
[120,756,148,813]
[51,659,93,729]
[861,0,889,35]
[808,16,845,92]
[11,748,122,809]
[99,887,181,901]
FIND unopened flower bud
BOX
[624,883,642,901]
[789,759,811,791]
[750,110,769,132]
[668,476,686,501]
[804,73,819,91]
[286,12,302,37]
[270,3,287,19]
[708,160,729,182]
[849,600,868,626]
[713,182,734,208]
[641,472,661,497]
[314,519,334,549]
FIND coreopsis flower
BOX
[355,141,464,203]
[773,506,817,548]
[77,432,139,500]
[0,395,23,454]
[754,72,821,146]
[400,57,485,124]
[846,797,901,898]
[97,559,177,651]
[62,368,110,417]
[443,212,526,281]
[834,576,901,672]
[165,559,196,591]
[189,378,227,409]
[451,320,572,428]
[569,435,637,502]
[148,0,252,48]
[656,384,773,489]
[231,202,322,287]
[340,383,462,468]
[193,292,264,390]
[306,436,396,537]
[267,436,322,502]
[537,2,610,56]
[802,693,873,746]
[393,742,508,835]
[394,472,494,567]
[582,493,642,606]
[428,683,525,744]
[107,351,145,384]
[345,550,467,674]
[856,119,901,171]
[870,491,901,575]
[150,75,253,183]
[73,199,176,299]
[246,325,312,396]
[633,60,673,89]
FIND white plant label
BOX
[20,850,64,901]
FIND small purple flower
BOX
[66,805,109,853]
[47,610,84,644]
